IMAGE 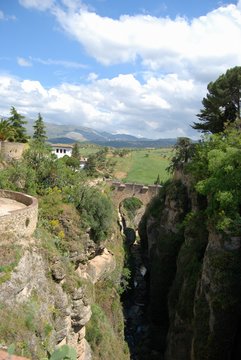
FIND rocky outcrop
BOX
[77,248,116,284]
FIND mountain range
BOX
[27,119,177,148]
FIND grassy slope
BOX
[78,145,102,156]
[113,148,172,185]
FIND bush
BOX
[74,186,115,243]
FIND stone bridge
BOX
[106,180,162,207]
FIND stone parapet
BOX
[0,141,25,160]
[0,190,38,238]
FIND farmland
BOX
[78,145,173,185]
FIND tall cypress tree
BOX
[33,113,47,143]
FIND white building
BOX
[51,144,73,158]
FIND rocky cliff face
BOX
[139,174,241,360]
[0,225,126,360]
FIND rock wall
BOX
[0,249,92,360]
[140,173,241,360]
[0,230,122,360]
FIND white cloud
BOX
[13,1,241,139]
[49,2,241,82]
[21,80,47,96]
[0,9,16,21]
[0,73,205,139]
[30,57,86,68]
[19,0,54,11]
[17,57,32,67]
[87,72,98,82]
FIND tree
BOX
[168,137,195,173]
[192,66,241,133]
[0,119,15,141]
[64,155,80,170]
[33,113,47,143]
[74,186,114,243]
[189,120,241,234]
[71,142,81,159]
[8,106,29,142]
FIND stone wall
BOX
[0,141,25,160]
[0,190,38,239]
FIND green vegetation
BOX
[112,148,171,184]
[71,142,81,159]
[188,120,241,235]
[85,147,116,177]
[122,197,143,221]
[167,137,195,173]
[74,144,101,156]
[0,119,16,141]
[193,66,241,133]
[33,113,47,143]
[86,283,129,360]
[49,345,77,360]
[0,245,22,285]
[0,134,115,243]
[74,146,171,184]
[73,185,115,243]
[8,106,29,143]
[0,296,53,358]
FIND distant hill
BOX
[25,119,177,148]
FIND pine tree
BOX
[192,66,241,133]
[33,113,47,143]
[8,106,29,142]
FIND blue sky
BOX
[0,0,240,139]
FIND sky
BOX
[0,0,241,139]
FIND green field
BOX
[79,144,102,156]
[112,148,172,185]
[78,145,173,185]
